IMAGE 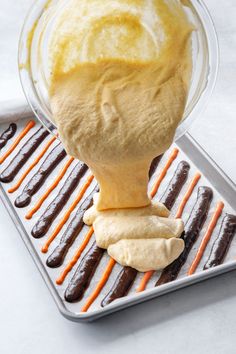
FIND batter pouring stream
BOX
[48,0,193,271]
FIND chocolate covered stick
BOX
[41,174,94,253]
[160,160,190,210]
[14,143,66,207]
[149,155,163,179]
[46,185,99,268]
[31,162,88,238]
[204,214,236,269]
[101,267,137,307]
[0,125,48,182]
[156,186,213,286]
[25,157,74,219]
[64,242,105,303]
[0,123,17,149]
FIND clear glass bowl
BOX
[18,0,219,138]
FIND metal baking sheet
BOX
[0,103,236,322]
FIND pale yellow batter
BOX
[48,0,193,272]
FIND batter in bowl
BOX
[48,0,193,271]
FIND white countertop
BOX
[0,1,235,353]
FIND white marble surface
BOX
[0,1,235,354]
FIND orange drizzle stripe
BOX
[136,271,154,292]
[175,172,201,218]
[25,157,74,219]
[150,148,179,198]
[136,172,202,292]
[56,227,94,285]
[41,174,94,253]
[0,120,35,164]
[188,201,224,275]
[8,136,56,193]
[81,258,116,313]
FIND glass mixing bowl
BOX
[18,0,219,138]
